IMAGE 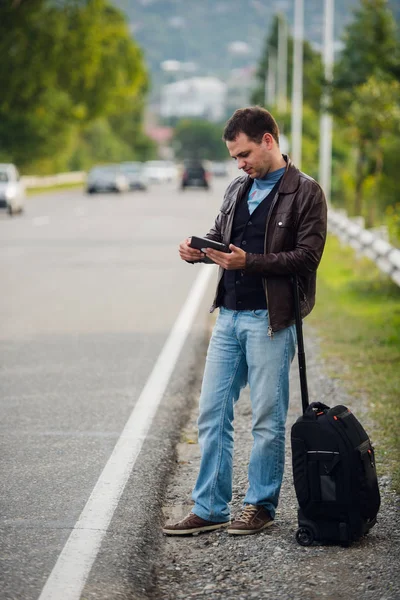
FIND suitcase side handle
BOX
[292,275,310,414]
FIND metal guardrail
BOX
[328,208,400,287]
[21,172,85,188]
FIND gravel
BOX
[153,324,400,600]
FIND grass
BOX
[308,235,400,491]
[26,182,83,196]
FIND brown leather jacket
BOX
[205,156,327,334]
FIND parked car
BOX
[0,163,25,215]
[120,162,148,190]
[180,161,210,190]
[144,160,178,183]
[86,165,129,194]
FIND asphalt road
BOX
[0,176,232,600]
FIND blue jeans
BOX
[192,307,296,522]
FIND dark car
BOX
[180,161,210,190]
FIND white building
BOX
[160,77,227,122]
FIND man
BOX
[163,106,327,536]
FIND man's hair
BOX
[223,106,280,145]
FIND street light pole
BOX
[319,0,334,204]
[267,48,277,107]
[291,0,304,168]
[277,13,288,113]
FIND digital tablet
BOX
[189,236,230,253]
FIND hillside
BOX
[112,0,400,112]
[112,0,393,87]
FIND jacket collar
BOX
[279,155,302,194]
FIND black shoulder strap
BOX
[293,275,310,414]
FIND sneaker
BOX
[162,512,230,536]
[227,504,274,535]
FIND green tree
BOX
[0,0,151,172]
[58,1,148,121]
[334,0,400,92]
[109,100,157,162]
[0,1,75,167]
[173,120,227,161]
[346,76,400,222]
[332,0,400,220]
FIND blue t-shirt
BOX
[248,167,285,215]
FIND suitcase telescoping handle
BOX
[292,275,310,414]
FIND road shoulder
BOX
[155,325,400,600]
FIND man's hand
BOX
[204,244,246,269]
[179,237,205,262]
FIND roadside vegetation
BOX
[250,0,400,489]
[252,0,400,247]
[0,0,156,175]
[26,182,84,196]
[308,235,400,491]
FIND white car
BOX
[120,162,148,190]
[0,163,25,215]
[144,160,178,184]
[86,165,129,194]
[210,162,229,177]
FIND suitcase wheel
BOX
[296,526,314,546]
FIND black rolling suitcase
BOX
[290,276,380,546]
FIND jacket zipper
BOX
[264,191,281,337]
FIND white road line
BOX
[37,264,216,600]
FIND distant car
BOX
[120,162,148,190]
[0,164,25,215]
[163,160,179,182]
[144,160,178,184]
[86,165,129,194]
[210,162,229,177]
[181,161,210,190]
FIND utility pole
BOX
[319,0,334,204]
[266,48,277,108]
[277,13,288,113]
[291,0,304,168]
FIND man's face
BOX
[226,132,272,179]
